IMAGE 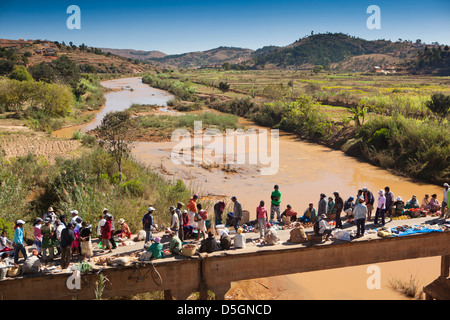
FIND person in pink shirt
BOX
[256,201,268,239]
[33,218,43,255]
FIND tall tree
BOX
[95,111,137,181]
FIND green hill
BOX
[251,33,419,70]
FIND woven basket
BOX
[181,244,197,257]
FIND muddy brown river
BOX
[55,77,445,299]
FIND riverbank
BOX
[141,72,449,186]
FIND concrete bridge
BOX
[0,230,448,300]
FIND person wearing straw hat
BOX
[117,218,131,240]
[393,196,405,216]
[13,220,27,265]
[316,214,332,241]
[43,207,57,226]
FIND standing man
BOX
[374,189,386,226]
[175,202,184,241]
[354,198,368,238]
[231,196,243,231]
[214,200,226,226]
[60,222,75,269]
[333,191,344,229]
[270,185,281,223]
[384,186,395,221]
[13,220,27,265]
[318,193,328,218]
[362,187,375,220]
[441,183,449,219]
[169,206,179,234]
[142,207,155,244]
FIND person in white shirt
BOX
[234,227,246,249]
[317,214,332,241]
[374,189,386,226]
[70,210,80,225]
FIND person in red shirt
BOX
[281,204,298,222]
[101,215,112,253]
[256,201,268,238]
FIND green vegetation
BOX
[142,74,197,101]
[141,68,450,184]
[346,114,449,183]
[408,45,450,76]
[252,33,410,68]
[0,146,193,242]
[136,111,242,140]
[94,111,137,181]
[0,55,106,132]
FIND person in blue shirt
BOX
[13,220,28,265]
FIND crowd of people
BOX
[1,182,448,271]
[0,207,133,274]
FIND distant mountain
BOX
[145,46,254,69]
[99,48,167,60]
[251,33,422,71]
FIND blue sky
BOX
[0,0,449,54]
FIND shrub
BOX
[120,179,143,197]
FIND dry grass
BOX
[388,274,424,299]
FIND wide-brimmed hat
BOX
[47,207,54,212]
[177,202,184,206]
[444,183,449,187]
[169,206,175,212]
[118,218,125,224]
[378,189,384,195]
[396,196,402,201]
[16,219,26,225]
[70,210,78,215]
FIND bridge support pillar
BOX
[440,255,449,279]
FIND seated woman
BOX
[405,195,420,209]
[421,194,431,210]
[281,204,298,223]
[146,237,164,259]
[429,194,441,213]
[117,218,131,240]
[298,203,317,223]
[393,197,405,216]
